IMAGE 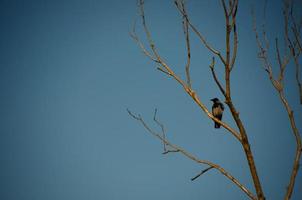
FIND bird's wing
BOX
[220,102,225,110]
[213,105,223,116]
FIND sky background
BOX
[0,0,301,199]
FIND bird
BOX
[211,98,224,128]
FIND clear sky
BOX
[0,0,301,199]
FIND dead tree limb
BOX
[218,1,266,199]
[127,109,256,200]
[209,57,226,97]
[179,1,192,88]
[252,1,302,199]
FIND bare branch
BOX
[130,20,158,63]
[191,166,214,181]
[138,0,166,66]
[282,1,302,198]
[289,1,302,52]
[230,0,238,70]
[292,52,302,104]
[286,0,302,104]
[222,0,231,72]
[230,0,238,18]
[162,150,179,154]
[210,57,226,97]
[220,4,266,199]
[292,26,302,52]
[275,38,287,83]
[221,0,228,19]
[230,20,238,70]
[175,1,226,65]
[253,1,302,198]
[252,8,273,75]
[275,38,283,72]
[153,109,167,152]
[127,109,256,200]
[181,1,192,88]
[280,91,302,200]
[156,66,172,76]
[261,4,270,51]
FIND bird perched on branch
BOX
[211,98,224,128]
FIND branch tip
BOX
[191,166,214,181]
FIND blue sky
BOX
[0,0,301,199]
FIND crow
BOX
[211,98,224,128]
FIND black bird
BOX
[211,98,224,128]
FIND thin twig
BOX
[230,18,238,70]
[157,66,172,76]
[289,1,302,52]
[221,0,228,20]
[191,166,214,181]
[210,57,226,97]
[230,0,238,70]
[228,0,237,18]
[162,150,180,154]
[292,53,302,104]
[130,20,158,63]
[252,8,273,75]
[153,109,167,152]
[292,27,302,52]
[262,0,270,51]
[175,1,226,66]
[181,1,192,88]
[275,38,286,84]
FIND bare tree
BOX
[253,0,302,199]
[128,0,301,199]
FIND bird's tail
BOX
[214,122,221,128]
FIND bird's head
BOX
[211,98,219,103]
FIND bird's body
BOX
[211,98,224,128]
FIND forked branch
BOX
[131,0,242,142]
[219,1,266,199]
[252,1,302,198]
[127,109,256,200]
[174,1,226,66]
[285,0,302,104]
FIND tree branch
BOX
[230,12,238,71]
[130,19,158,63]
[175,1,226,66]
[253,1,302,198]
[127,109,256,200]
[210,57,226,97]
[285,0,302,104]
[191,166,214,181]
[180,1,192,88]
[221,2,266,199]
